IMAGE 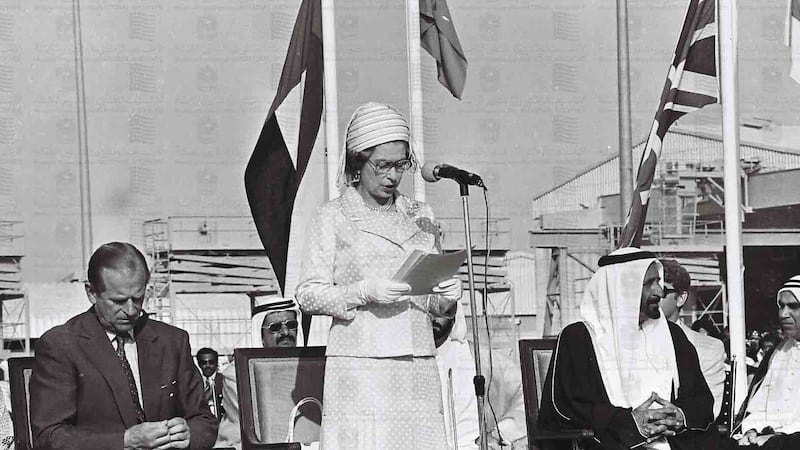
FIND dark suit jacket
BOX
[208,372,225,420]
[29,308,218,450]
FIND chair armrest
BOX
[241,443,302,450]
[533,428,595,442]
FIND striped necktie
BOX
[115,333,146,423]
[206,376,218,417]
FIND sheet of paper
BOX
[392,249,467,296]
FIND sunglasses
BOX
[664,288,678,295]
[263,319,299,334]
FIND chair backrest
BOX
[235,347,326,450]
[8,357,34,450]
[519,339,557,444]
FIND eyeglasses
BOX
[263,319,299,334]
[664,288,678,295]
[366,159,413,174]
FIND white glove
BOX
[358,278,411,304]
[433,276,462,302]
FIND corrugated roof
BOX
[531,124,800,217]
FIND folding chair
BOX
[519,339,593,450]
[8,357,35,450]
[235,347,326,450]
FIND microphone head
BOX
[421,162,440,182]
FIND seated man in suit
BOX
[196,347,224,420]
[659,259,727,419]
[214,296,304,450]
[538,248,719,450]
[29,242,217,449]
[732,275,800,449]
[432,301,527,449]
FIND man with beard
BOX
[731,276,800,449]
[432,302,527,449]
[538,248,718,450]
[214,297,304,449]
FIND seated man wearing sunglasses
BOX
[214,297,302,449]
[659,259,727,420]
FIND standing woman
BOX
[296,102,462,449]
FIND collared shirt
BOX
[742,338,800,434]
[106,330,143,407]
[204,372,217,387]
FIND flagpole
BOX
[406,0,426,202]
[616,0,633,223]
[718,0,747,410]
[72,0,92,274]
[321,0,340,201]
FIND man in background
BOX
[196,347,224,420]
[29,242,217,449]
[214,297,303,449]
[433,302,527,449]
[732,275,800,448]
[660,259,727,419]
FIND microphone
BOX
[421,162,485,188]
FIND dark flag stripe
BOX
[244,0,323,295]
[617,0,718,248]
[684,39,717,75]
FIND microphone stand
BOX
[455,180,489,450]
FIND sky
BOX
[2,0,800,283]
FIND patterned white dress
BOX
[296,187,449,450]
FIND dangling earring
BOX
[352,171,360,184]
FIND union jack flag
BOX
[617,0,719,248]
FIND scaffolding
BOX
[533,160,737,336]
[438,216,518,358]
[0,219,29,353]
[143,219,174,323]
[141,216,278,353]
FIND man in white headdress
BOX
[433,302,527,450]
[214,296,305,449]
[732,275,800,449]
[538,248,719,450]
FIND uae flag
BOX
[787,0,800,83]
[420,0,468,99]
[617,0,718,248]
[244,0,323,297]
